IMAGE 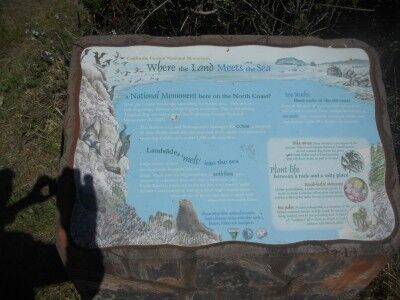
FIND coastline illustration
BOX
[72,49,220,247]
[72,45,394,247]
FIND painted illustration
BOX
[348,206,372,232]
[341,150,365,173]
[344,177,368,203]
[72,45,394,247]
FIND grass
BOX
[0,0,399,298]
[0,0,86,298]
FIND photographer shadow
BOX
[0,167,104,299]
[57,167,104,299]
[0,168,66,298]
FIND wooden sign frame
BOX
[57,35,400,299]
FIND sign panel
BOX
[72,45,395,247]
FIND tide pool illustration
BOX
[72,45,395,248]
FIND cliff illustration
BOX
[71,49,220,247]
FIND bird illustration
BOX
[124,71,131,76]
[104,160,121,174]
[117,134,131,161]
[82,123,101,155]
[170,114,178,121]
[121,61,128,65]
[114,124,126,158]
[108,106,115,116]
[113,51,120,62]
[119,124,127,140]
[102,59,111,67]
[94,51,106,65]
[80,49,90,62]
[107,85,116,101]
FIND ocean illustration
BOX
[71,45,394,247]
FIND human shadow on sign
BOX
[57,167,104,299]
[0,168,67,299]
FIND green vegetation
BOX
[369,144,385,192]
[0,0,399,298]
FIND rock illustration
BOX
[72,50,222,247]
[177,199,219,240]
[327,65,342,77]
[275,57,306,66]
[149,211,175,230]
[320,58,369,66]
[343,69,370,87]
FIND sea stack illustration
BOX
[176,199,218,240]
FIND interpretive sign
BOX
[58,36,400,299]
[70,41,394,247]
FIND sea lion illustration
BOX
[176,199,218,240]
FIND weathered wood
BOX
[58,35,400,299]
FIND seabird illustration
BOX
[124,71,131,76]
[114,124,127,157]
[93,65,107,83]
[107,85,116,101]
[80,49,90,62]
[117,134,131,161]
[108,106,115,116]
[113,51,120,62]
[170,114,178,121]
[104,160,121,174]
[119,124,127,140]
[94,51,106,65]
[102,59,111,67]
